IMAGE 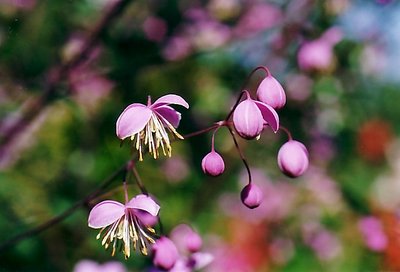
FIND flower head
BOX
[88,194,160,258]
[116,94,189,161]
[233,90,279,139]
[201,150,225,177]
[152,236,179,270]
[256,75,286,109]
[241,183,263,209]
[277,140,309,178]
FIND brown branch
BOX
[0,0,133,159]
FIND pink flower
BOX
[358,216,388,252]
[240,183,263,209]
[116,94,189,160]
[153,237,179,270]
[88,194,160,258]
[233,90,279,139]
[256,75,286,109]
[202,151,225,176]
[73,260,126,272]
[297,27,342,72]
[277,140,309,177]
[166,224,213,271]
[170,224,203,253]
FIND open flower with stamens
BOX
[88,194,160,259]
[116,94,189,161]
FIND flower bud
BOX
[201,151,225,176]
[277,140,309,178]
[240,183,263,209]
[185,229,203,253]
[257,75,286,109]
[233,93,279,139]
[152,237,179,270]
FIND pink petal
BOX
[255,101,279,132]
[154,105,182,127]
[233,99,264,139]
[151,94,189,109]
[126,194,160,216]
[116,103,152,139]
[88,200,125,229]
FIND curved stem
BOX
[225,90,247,121]
[211,126,221,152]
[227,127,252,184]
[279,126,293,141]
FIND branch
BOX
[0,0,133,159]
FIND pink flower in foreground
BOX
[202,150,225,176]
[116,94,189,160]
[278,140,309,178]
[256,75,286,109]
[88,194,160,258]
[241,183,263,209]
[233,90,279,139]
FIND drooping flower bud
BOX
[257,75,286,109]
[233,91,279,139]
[201,151,225,176]
[152,237,179,270]
[277,140,309,178]
[240,183,263,209]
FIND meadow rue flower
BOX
[277,140,309,178]
[88,194,160,258]
[233,90,279,139]
[241,183,263,209]
[116,94,189,161]
[170,224,203,253]
[201,150,225,176]
[152,236,179,270]
[256,75,286,109]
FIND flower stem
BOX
[131,161,148,195]
[183,123,220,139]
[279,126,293,141]
[227,127,252,184]
[123,181,129,203]
[225,90,247,121]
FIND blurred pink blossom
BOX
[234,3,282,37]
[162,36,192,61]
[308,229,342,261]
[297,27,343,72]
[73,260,126,272]
[358,216,388,252]
[285,73,313,102]
[143,16,167,43]
[0,0,36,10]
[161,156,189,183]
